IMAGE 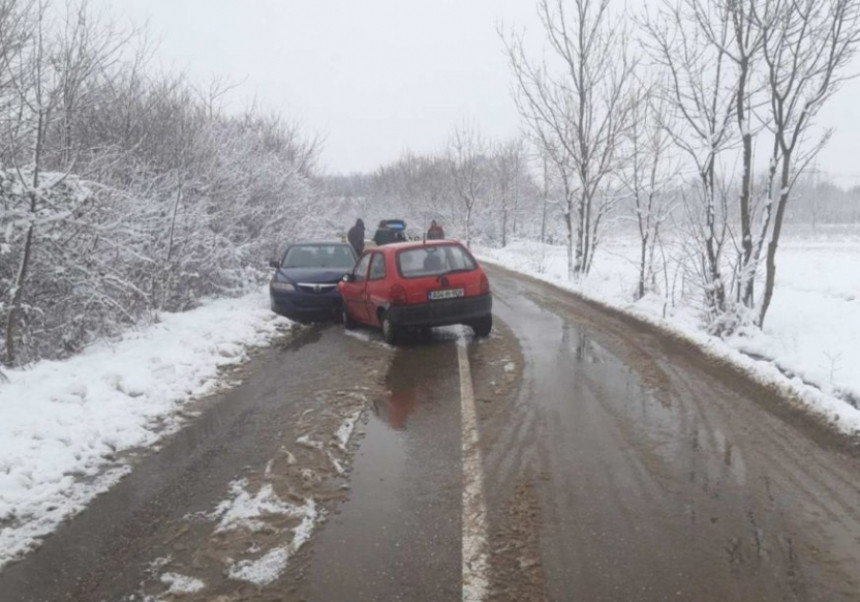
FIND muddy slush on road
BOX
[1,267,860,601]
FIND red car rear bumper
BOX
[386,294,492,328]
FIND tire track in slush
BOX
[459,332,489,601]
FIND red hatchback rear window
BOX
[397,244,477,278]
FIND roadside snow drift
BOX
[0,288,290,568]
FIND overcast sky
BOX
[99,0,860,185]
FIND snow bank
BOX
[476,229,860,436]
[0,288,290,568]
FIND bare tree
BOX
[755,0,860,326]
[52,0,133,166]
[505,0,636,278]
[413,154,452,235]
[3,0,65,364]
[539,152,550,243]
[490,138,525,247]
[685,0,773,309]
[642,0,737,324]
[448,122,488,248]
[506,55,579,270]
[620,84,678,300]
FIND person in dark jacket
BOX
[427,220,445,240]
[373,220,392,246]
[347,218,365,255]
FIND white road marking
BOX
[458,333,490,601]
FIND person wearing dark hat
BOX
[347,218,365,255]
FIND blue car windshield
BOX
[282,245,355,269]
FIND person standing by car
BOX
[347,218,365,255]
[427,220,445,240]
[373,220,391,246]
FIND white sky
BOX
[98,0,860,184]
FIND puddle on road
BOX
[495,285,752,500]
[375,346,437,430]
[562,327,750,488]
[581,323,748,489]
[300,340,462,601]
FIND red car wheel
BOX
[381,312,399,344]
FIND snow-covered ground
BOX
[476,225,860,436]
[0,289,291,568]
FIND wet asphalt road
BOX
[300,339,463,601]
[0,326,394,602]
[2,266,860,601]
[483,265,860,601]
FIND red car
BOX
[338,240,492,343]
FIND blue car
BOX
[269,242,358,320]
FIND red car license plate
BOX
[428,288,465,301]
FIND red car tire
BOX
[381,312,399,345]
[342,307,357,330]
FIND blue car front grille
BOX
[296,283,338,294]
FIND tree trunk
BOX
[702,161,725,315]
[540,157,549,244]
[501,206,508,247]
[736,42,755,309]
[574,194,585,275]
[582,194,591,275]
[540,197,548,244]
[638,233,648,300]
[739,128,755,307]
[566,194,575,280]
[5,221,34,365]
[512,153,520,237]
[166,179,183,262]
[465,201,473,248]
[760,239,777,325]
[63,94,74,166]
[6,101,46,365]
[758,155,792,326]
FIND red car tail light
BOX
[389,284,408,305]
[480,273,490,294]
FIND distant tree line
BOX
[321,130,565,249]
[329,0,860,335]
[0,0,322,366]
[506,0,860,331]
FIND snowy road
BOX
[2,268,860,601]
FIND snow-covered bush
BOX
[0,0,329,366]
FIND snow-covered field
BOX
[0,289,291,568]
[476,225,860,436]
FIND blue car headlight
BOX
[271,281,296,292]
